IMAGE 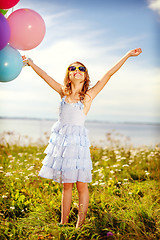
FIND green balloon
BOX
[0,9,8,15]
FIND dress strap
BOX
[61,96,66,103]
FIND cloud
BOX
[1,27,158,122]
[1,0,159,123]
[148,0,160,15]
[1,53,159,122]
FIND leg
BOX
[61,183,74,224]
[76,182,89,228]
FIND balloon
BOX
[7,8,46,50]
[0,45,23,82]
[0,9,8,15]
[0,13,10,50]
[0,0,20,9]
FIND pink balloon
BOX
[7,8,46,50]
[0,0,20,9]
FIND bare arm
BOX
[23,57,63,96]
[88,48,142,99]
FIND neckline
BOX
[61,96,86,116]
[63,96,81,105]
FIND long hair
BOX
[63,61,90,101]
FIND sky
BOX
[0,0,160,123]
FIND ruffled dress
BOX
[38,96,92,183]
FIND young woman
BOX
[23,48,142,228]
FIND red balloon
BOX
[0,0,20,9]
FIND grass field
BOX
[0,133,160,240]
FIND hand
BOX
[127,48,142,57]
[22,55,33,66]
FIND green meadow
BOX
[0,133,160,240]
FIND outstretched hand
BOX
[22,55,33,66]
[128,48,142,57]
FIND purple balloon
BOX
[0,13,10,50]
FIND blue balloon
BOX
[0,44,23,82]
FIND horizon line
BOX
[0,116,160,126]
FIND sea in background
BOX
[0,118,160,147]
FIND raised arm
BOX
[23,57,63,96]
[88,48,142,99]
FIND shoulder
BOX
[60,85,66,98]
[84,91,93,102]
[81,92,93,115]
[83,92,93,106]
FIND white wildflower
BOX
[5,172,12,176]
[99,172,104,178]
[110,170,114,174]
[92,181,98,186]
[129,159,134,164]
[114,151,120,155]
[28,166,34,171]
[101,156,109,161]
[99,182,105,186]
[2,195,8,198]
[9,160,14,163]
[122,164,129,167]
[18,153,23,157]
[73,202,79,208]
[10,206,15,210]
[94,161,99,166]
[98,167,103,172]
[28,173,36,177]
[145,172,150,175]
[117,158,121,162]
[112,164,120,168]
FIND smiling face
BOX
[68,63,86,82]
[63,61,90,99]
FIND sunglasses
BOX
[68,66,86,72]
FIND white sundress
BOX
[38,96,92,183]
